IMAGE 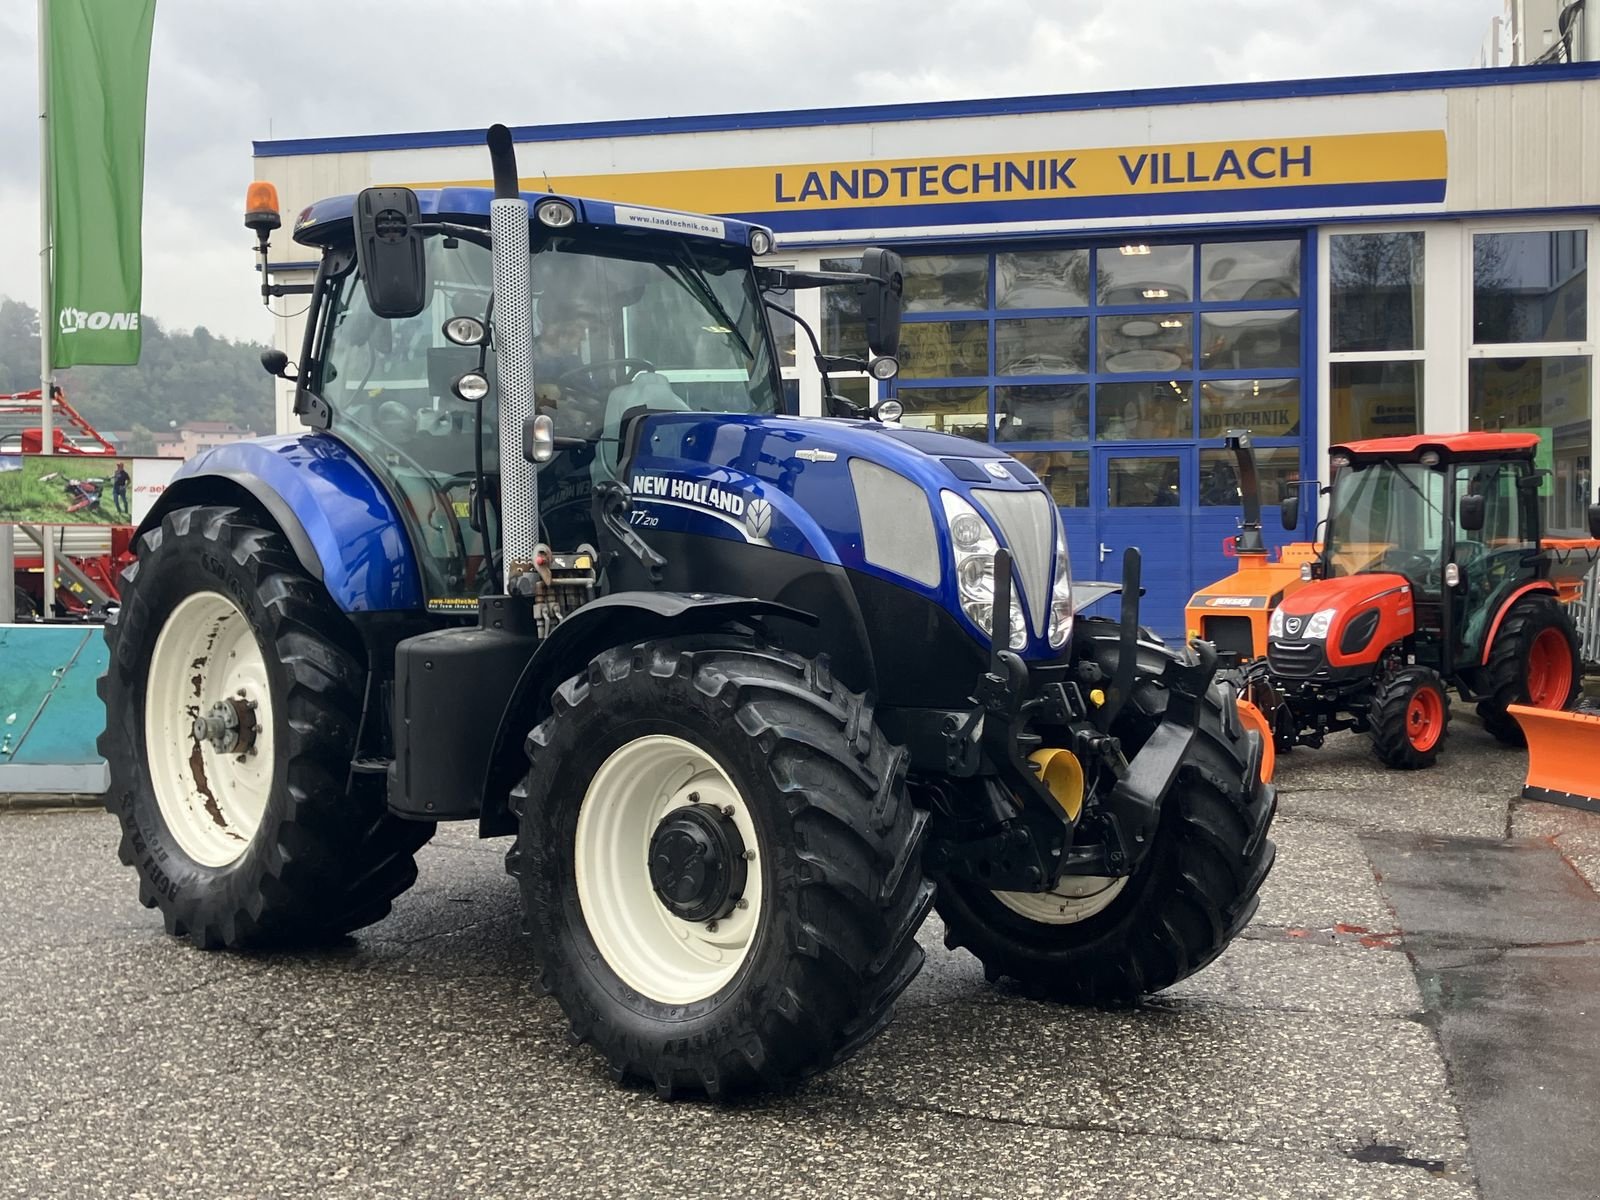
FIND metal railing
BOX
[1577,562,1600,670]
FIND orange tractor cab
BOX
[1185,429,1318,665]
[1249,432,1600,769]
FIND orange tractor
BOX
[1247,432,1599,769]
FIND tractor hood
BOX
[625,412,1065,655]
[1277,573,1411,620]
[1271,571,1416,665]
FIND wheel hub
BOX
[648,802,748,923]
[191,696,258,757]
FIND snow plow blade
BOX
[1511,704,1600,813]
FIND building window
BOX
[1468,229,1591,535]
[1021,450,1089,506]
[1200,444,1302,506]
[1330,361,1423,443]
[1327,231,1425,444]
[894,386,987,440]
[887,235,1304,496]
[1472,231,1587,344]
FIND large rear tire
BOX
[97,505,433,949]
[936,685,1275,1004]
[1477,594,1581,745]
[509,638,932,1098]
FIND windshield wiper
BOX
[667,247,755,362]
[1381,460,1443,518]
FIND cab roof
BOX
[290,187,772,254]
[1332,432,1540,464]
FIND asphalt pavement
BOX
[4,712,1599,1199]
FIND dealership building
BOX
[254,63,1599,632]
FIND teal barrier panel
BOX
[0,624,110,793]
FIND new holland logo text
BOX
[631,473,746,516]
[58,307,140,334]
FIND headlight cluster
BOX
[1269,607,1337,639]
[1304,608,1336,640]
[1048,519,1073,649]
[941,492,1026,650]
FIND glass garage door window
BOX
[888,235,1309,632]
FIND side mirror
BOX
[859,247,903,359]
[1588,499,1600,540]
[1279,495,1299,531]
[353,186,427,319]
[260,349,296,380]
[1459,493,1486,532]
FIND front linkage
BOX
[930,545,1222,893]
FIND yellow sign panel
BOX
[419,130,1446,219]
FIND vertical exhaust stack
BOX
[486,123,538,592]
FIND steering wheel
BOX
[556,358,656,397]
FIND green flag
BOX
[46,0,158,368]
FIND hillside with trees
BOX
[0,298,274,453]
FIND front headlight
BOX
[1305,608,1337,640]
[941,491,1025,650]
[1048,518,1074,649]
[1269,608,1286,638]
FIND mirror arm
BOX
[758,267,875,291]
[762,299,862,417]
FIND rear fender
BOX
[140,434,422,612]
[1481,581,1559,665]
[476,592,817,836]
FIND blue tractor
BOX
[99,127,1274,1097]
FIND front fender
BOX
[477,592,816,835]
[145,433,422,612]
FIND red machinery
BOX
[2,387,135,620]
[1252,433,1600,769]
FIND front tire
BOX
[1370,666,1451,769]
[936,688,1276,1004]
[97,505,433,949]
[1477,594,1581,745]
[509,638,932,1098]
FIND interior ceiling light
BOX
[1119,244,1151,256]
[1159,319,1183,328]
[1142,288,1169,299]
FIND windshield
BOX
[1325,461,1447,588]
[314,229,780,611]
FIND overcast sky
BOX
[0,0,1504,347]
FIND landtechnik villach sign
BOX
[461,130,1448,233]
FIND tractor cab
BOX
[287,190,792,611]
[1281,433,1541,675]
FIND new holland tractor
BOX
[98,127,1274,1097]
[1252,432,1600,769]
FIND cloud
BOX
[0,0,1505,342]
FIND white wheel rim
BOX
[575,734,763,1006]
[994,875,1128,925]
[143,591,275,869]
